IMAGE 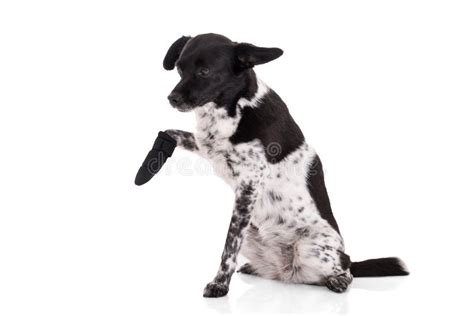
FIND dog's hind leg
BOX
[325,271,353,293]
[237,263,259,276]
[288,233,353,293]
[324,251,353,293]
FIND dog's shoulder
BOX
[230,88,305,163]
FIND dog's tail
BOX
[350,257,409,277]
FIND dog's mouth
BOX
[172,103,194,113]
[172,98,212,113]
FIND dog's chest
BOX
[194,103,239,152]
[194,103,266,187]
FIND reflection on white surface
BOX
[205,274,408,314]
[351,276,407,292]
[237,275,348,314]
[204,295,232,314]
[206,274,348,314]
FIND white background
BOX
[1,1,473,315]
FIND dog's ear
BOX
[235,43,283,69]
[163,36,191,70]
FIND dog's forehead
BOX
[178,34,234,67]
[189,33,233,47]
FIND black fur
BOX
[350,257,409,277]
[163,33,279,116]
[339,252,352,271]
[307,155,340,233]
[163,36,191,70]
[235,43,283,69]
[230,90,305,163]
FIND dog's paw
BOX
[325,274,352,293]
[203,282,229,298]
[237,263,257,275]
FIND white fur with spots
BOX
[183,80,350,287]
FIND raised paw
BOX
[203,282,229,298]
[325,274,353,293]
[237,263,257,275]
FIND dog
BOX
[161,33,408,298]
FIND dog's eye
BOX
[197,67,210,77]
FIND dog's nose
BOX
[168,92,183,107]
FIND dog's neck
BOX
[194,76,270,143]
[211,69,259,117]
[237,77,269,108]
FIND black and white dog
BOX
[162,33,408,298]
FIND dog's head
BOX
[163,33,283,112]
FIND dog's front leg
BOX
[165,129,202,155]
[203,181,258,298]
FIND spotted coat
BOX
[166,79,352,297]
